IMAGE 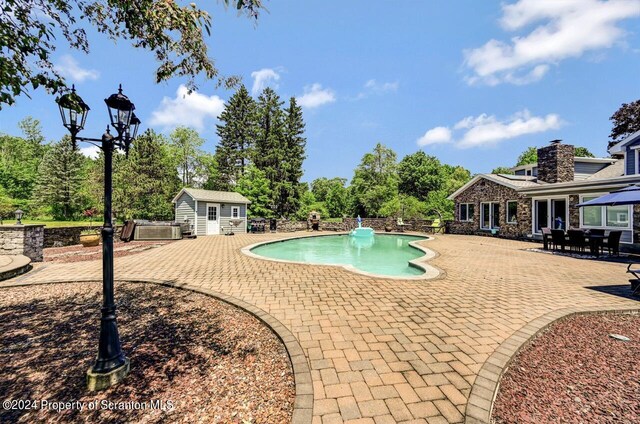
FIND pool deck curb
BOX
[240,231,445,280]
[464,305,640,424]
[0,277,313,424]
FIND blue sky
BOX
[2,0,640,182]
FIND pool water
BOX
[251,234,428,277]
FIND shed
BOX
[172,188,251,236]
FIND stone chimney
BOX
[536,140,574,183]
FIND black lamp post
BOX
[56,84,140,390]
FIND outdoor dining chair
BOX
[604,230,622,256]
[567,229,587,252]
[550,229,566,251]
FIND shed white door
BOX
[206,203,220,235]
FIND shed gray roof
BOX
[172,188,251,204]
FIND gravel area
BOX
[0,282,294,423]
[44,241,174,263]
[492,312,640,424]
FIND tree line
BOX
[3,91,639,224]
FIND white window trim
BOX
[506,200,518,224]
[579,193,632,230]
[231,206,240,219]
[459,203,474,222]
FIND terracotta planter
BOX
[80,233,100,247]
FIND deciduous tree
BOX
[0,0,264,107]
[609,99,640,149]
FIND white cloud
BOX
[417,110,563,149]
[417,126,452,146]
[250,68,280,96]
[456,110,563,148]
[54,55,99,82]
[464,0,640,85]
[296,83,336,109]
[80,145,100,159]
[149,85,225,131]
[364,79,399,93]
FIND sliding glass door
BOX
[534,198,568,233]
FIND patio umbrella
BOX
[577,185,640,207]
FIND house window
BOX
[232,206,240,218]
[460,203,474,222]
[480,202,500,230]
[506,201,517,224]
[606,205,629,227]
[581,195,631,228]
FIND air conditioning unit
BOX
[134,225,182,241]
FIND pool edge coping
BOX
[240,231,443,281]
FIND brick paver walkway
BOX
[4,233,638,423]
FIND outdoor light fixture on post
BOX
[14,209,23,225]
[56,84,139,390]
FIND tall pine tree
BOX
[33,135,85,220]
[254,87,285,213]
[279,97,306,217]
[215,85,256,190]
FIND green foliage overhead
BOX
[0,0,264,108]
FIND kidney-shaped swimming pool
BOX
[248,234,430,277]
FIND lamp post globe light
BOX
[14,209,23,225]
[56,84,139,391]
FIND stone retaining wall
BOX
[0,225,44,262]
[44,226,123,248]
[273,218,439,233]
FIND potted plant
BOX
[80,208,100,247]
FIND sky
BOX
[2,0,640,183]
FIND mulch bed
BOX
[44,241,174,263]
[0,282,294,423]
[492,312,640,424]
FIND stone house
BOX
[448,135,640,245]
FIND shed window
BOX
[232,206,239,218]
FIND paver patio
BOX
[2,233,638,423]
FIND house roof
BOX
[447,174,540,200]
[586,159,624,180]
[609,129,640,155]
[172,188,251,204]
